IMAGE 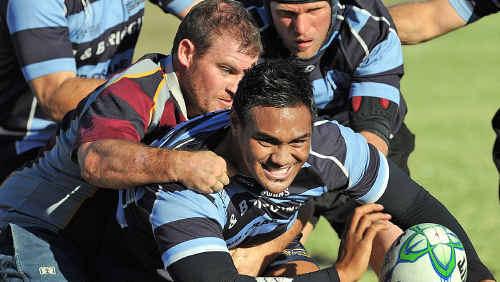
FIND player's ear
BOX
[176,38,196,69]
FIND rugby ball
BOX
[380,223,467,282]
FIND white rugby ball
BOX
[380,223,467,282]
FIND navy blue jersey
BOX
[117,110,389,269]
[244,0,405,135]
[449,0,500,22]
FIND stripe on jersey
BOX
[356,150,388,203]
[349,82,400,104]
[21,58,76,82]
[11,27,73,69]
[155,217,224,254]
[449,0,476,22]
[354,31,403,76]
[150,189,227,230]
[161,237,228,267]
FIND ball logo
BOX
[382,223,467,282]
[397,224,464,279]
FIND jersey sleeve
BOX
[149,0,197,16]
[448,0,500,23]
[308,120,389,203]
[75,59,167,146]
[345,5,405,139]
[6,0,76,81]
[150,188,229,268]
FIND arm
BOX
[389,0,466,45]
[230,203,314,276]
[78,139,229,191]
[7,1,104,122]
[350,28,404,156]
[150,0,201,19]
[167,204,390,282]
[30,72,105,121]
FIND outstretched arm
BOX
[389,0,466,44]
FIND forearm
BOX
[378,160,495,281]
[232,204,313,275]
[47,76,105,121]
[170,252,340,282]
[389,0,466,45]
[31,73,105,121]
[78,139,182,189]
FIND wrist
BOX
[162,149,186,183]
[335,264,352,282]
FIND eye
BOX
[219,65,234,74]
[257,140,273,147]
[277,10,295,18]
[290,139,308,148]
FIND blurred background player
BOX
[0,0,200,182]
[388,0,500,198]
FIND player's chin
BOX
[261,177,295,194]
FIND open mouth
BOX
[296,39,313,50]
[262,164,292,181]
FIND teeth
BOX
[265,166,290,179]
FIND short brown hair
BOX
[172,0,262,58]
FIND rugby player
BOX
[0,0,199,181]
[388,0,500,201]
[0,0,265,280]
[119,59,494,281]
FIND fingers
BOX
[348,203,385,235]
[355,212,391,239]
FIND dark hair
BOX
[233,59,315,125]
[172,0,262,58]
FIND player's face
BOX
[236,105,312,194]
[270,1,331,59]
[182,34,258,117]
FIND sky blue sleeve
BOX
[150,189,229,268]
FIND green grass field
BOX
[136,4,500,280]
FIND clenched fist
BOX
[169,150,230,193]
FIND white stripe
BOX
[348,24,369,59]
[16,97,38,153]
[256,278,293,282]
[351,6,392,27]
[46,185,82,215]
[309,150,349,178]
[313,120,330,126]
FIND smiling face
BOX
[270,1,331,59]
[234,105,312,194]
[178,34,258,118]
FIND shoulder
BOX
[150,185,229,232]
[325,0,399,71]
[6,0,66,32]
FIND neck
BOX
[213,132,242,177]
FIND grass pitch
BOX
[136,4,500,280]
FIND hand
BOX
[230,218,304,276]
[335,204,391,282]
[171,150,230,193]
